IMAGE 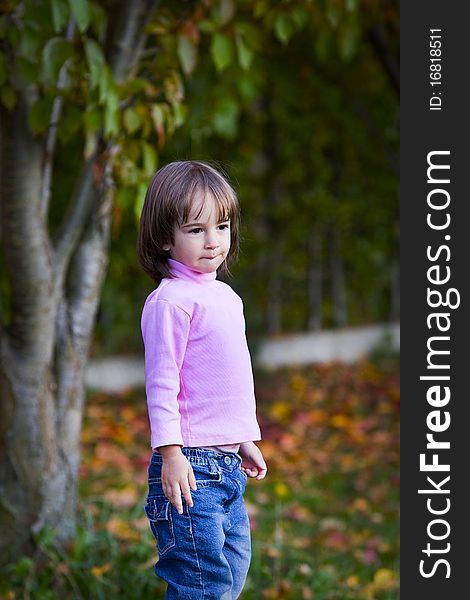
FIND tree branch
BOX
[40,18,76,219]
[105,0,160,84]
[55,167,113,432]
[53,157,99,289]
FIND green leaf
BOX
[51,0,70,33]
[234,22,261,51]
[253,0,268,18]
[163,71,184,104]
[121,78,149,96]
[7,26,20,49]
[116,186,133,208]
[68,0,90,33]
[338,19,359,61]
[150,103,166,133]
[1,85,16,110]
[42,38,74,85]
[197,19,216,34]
[315,29,331,63]
[19,25,40,59]
[138,105,152,138]
[142,142,158,176]
[326,2,340,27]
[17,56,39,84]
[89,3,107,42]
[57,103,82,141]
[13,557,33,578]
[237,72,258,100]
[177,34,197,76]
[119,157,139,185]
[274,14,295,45]
[83,107,102,133]
[172,102,187,128]
[150,104,164,128]
[84,37,105,90]
[134,182,148,222]
[212,0,235,26]
[29,97,54,133]
[122,140,140,161]
[291,6,309,28]
[98,66,113,104]
[212,96,239,139]
[24,2,51,31]
[104,89,119,137]
[235,32,253,70]
[210,33,234,72]
[123,107,141,134]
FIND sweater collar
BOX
[168,258,217,283]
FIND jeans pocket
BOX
[191,463,222,488]
[144,496,176,555]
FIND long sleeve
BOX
[141,299,191,448]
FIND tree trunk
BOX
[0,99,110,564]
[0,0,158,564]
[266,234,282,335]
[307,224,323,331]
[329,227,347,327]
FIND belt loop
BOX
[208,457,219,474]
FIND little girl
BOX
[138,160,267,599]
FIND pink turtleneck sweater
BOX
[141,259,261,450]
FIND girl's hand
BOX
[158,446,197,514]
[239,441,267,480]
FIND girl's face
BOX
[163,193,231,274]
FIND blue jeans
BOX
[144,448,252,599]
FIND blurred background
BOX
[0,0,399,598]
[94,1,399,354]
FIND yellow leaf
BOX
[330,414,349,428]
[290,374,306,393]
[105,517,140,542]
[271,402,291,421]
[91,563,111,577]
[373,567,397,589]
[274,482,290,499]
[346,574,359,587]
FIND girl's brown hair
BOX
[137,160,240,285]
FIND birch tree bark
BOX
[329,226,348,327]
[307,224,323,331]
[0,0,158,563]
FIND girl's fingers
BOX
[256,467,267,480]
[181,482,194,509]
[169,486,183,514]
[189,470,197,491]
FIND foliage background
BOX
[86,0,399,355]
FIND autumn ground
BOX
[3,357,399,600]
